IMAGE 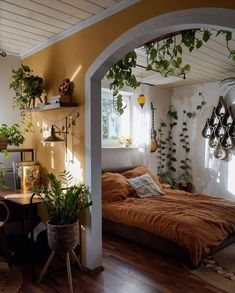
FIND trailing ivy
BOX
[107,29,234,114]
[157,93,206,188]
[107,51,140,115]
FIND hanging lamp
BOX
[137,68,147,108]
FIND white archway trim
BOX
[84,7,235,269]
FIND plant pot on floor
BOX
[47,221,79,253]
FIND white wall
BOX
[0,55,21,124]
[172,81,235,200]
[101,78,172,171]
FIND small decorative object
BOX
[0,123,24,151]
[125,137,132,147]
[58,78,74,103]
[36,171,92,293]
[202,96,235,159]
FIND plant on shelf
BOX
[9,64,45,131]
[108,29,234,114]
[0,123,24,151]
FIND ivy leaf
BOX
[176,45,182,54]
[177,57,182,65]
[203,30,211,42]
[171,157,177,162]
[196,105,202,110]
[189,46,194,52]
[160,122,167,127]
[150,48,157,59]
[226,31,232,41]
[146,64,152,71]
[196,40,203,49]
[170,167,176,172]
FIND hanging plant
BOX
[107,51,140,115]
[108,29,234,114]
[9,64,45,131]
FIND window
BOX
[102,89,132,147]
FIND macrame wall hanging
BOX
[202,96,235,160]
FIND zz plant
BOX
[35,171,92,225]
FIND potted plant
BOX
[0,123,25,151]
[9,64,45,131]
[36,171,92,252]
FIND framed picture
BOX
[13,162,40,192]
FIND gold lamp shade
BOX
[43,125,64,143]
[137,94,147,108]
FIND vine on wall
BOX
[107,29,234,114]
[156,93,206,187]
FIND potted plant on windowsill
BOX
[0,123,25,151]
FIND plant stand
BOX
[38,221,82,293]
[38,249,82,293]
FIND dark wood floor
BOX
[18,233,224,293]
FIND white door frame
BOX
[84,8,235,269]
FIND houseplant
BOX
[9,64,45,131]
[36,171,92,251]
[0,123,25,151]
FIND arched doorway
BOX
[84,7,235,269]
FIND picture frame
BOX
[13,162,40,192]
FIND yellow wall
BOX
[23,0,235,179]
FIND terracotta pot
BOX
[47,221,79,253]
[0,138,7,151]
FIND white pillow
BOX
[127,173,164,198]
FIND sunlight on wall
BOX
[66,148,83,184]
[228,154,235,195]
[50,150,55,170]
[70,65,82,82]
[204,139,221,183]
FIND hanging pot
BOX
[47,221,79,253]
[0,138,8,151]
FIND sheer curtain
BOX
[131,85,151,166]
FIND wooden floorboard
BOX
[18,233,224,293]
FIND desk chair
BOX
[0,201,12,267]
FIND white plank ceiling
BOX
[0,0,234,88]
[0,0,124,55]
[134,33,235,88]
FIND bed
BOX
[102,166,235,268]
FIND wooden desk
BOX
[0,191,43,282]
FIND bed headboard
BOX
[102,166,139,174]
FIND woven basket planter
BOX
[47,221,79,253]
[0,138,7,151]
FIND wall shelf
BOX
[27,102,78,112]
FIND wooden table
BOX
[0,191,43,282]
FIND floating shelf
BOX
[27,102,78,112]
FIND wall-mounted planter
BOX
[202,96,234,160]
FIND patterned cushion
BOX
[127,173,164,198]
[122,166,163,191]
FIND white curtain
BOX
[131,85,151,166]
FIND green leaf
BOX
[203,30,211,42]
[196,39,203,49]
[226,31,232,41]
[146,64,152,71]
[189,46,194,52]
[176,45,182,54]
